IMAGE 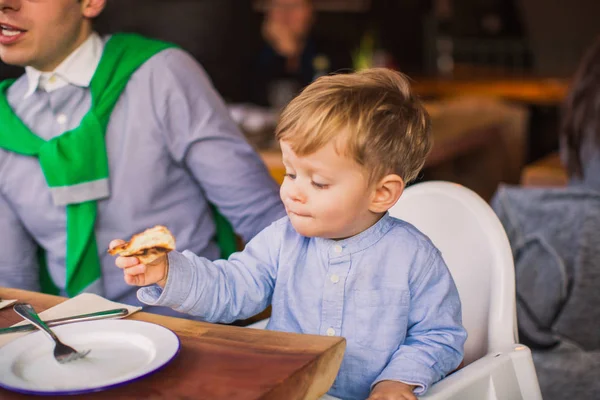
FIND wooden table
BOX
[411,75,570,106]
[0,288,346,400]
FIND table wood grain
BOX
[412,76,569,106]
[0,288,345,400]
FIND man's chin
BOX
[0,54,28,68]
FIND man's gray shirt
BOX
[0,47,285,310]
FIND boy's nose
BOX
[0,0,20,11]
[286,185,306,204]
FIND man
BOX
[0,0,285,314]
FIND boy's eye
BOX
[312,181,329,189]
[285,173,296,180]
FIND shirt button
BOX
[56,114,68,125]
[333,245,343,254]
[47,75,57,84]
[330,274,340,284]
[326,328,336,336]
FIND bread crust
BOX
[108,225,175,264]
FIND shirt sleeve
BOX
[148,48,286,243]
[372,248,467,395]
[0,191,40,291]
[136,219,283,323]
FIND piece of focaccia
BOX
[108,225,175,264]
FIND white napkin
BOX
[0,299,17,311]
[0,293,141,348]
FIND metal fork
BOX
[13,302,91,364]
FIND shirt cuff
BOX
[372,357,440,395]
[136,250,196,309]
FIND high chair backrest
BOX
[389,181,517,365]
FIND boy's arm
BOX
[136,220,283,323]
[151,48,286,243]
[372,249,467,396]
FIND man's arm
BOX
[0,191,40,291]
[372,249,467,395]
[151,48,286,243]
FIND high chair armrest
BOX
[419,344,542,400]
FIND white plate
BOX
[0,319,179,395]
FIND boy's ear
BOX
[369,174,405,213]
[81,0,106,19]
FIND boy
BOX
[0,0,284,311]
[114,68,467,399]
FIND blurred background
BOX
[2,0,597,200]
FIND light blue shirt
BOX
[139,213,467,399]
[0,34,285,312]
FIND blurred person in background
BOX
[251,0,352,109]
[491,36,600,400]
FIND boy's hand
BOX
[368,380,418,400]
[110,240,169,288]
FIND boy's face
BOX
[280,139,382,240]
[0,0,104,71]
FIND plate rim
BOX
[0,319,180,396]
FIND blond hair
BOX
[275,68,432,184]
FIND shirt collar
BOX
[24,32,104,99]
[315,212,395,256]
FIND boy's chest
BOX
[275,245,413,296]
[271,247,412,352]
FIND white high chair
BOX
[389,181,542,399]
